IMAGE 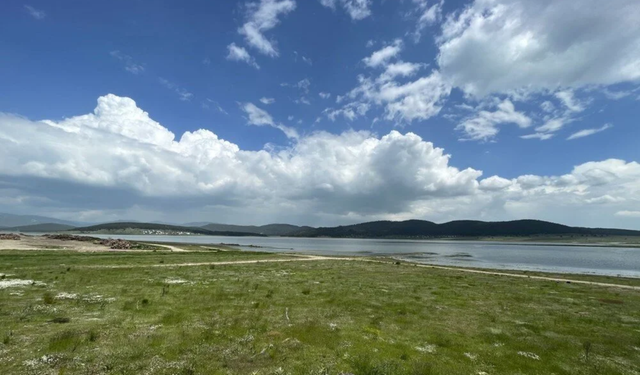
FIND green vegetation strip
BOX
[1,250,639,374]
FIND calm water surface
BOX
[89,235,640,278]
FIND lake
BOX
[88,234,640,278]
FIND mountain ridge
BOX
[0,212,84,227]
[70,222,265,237]
[287,219,640,238]
[2,223,76,232]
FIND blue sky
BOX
[1,0,640,227]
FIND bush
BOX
[49,317,71,324]
[43,292,55,305]
[88,330,99,342]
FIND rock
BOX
[0,233,21,240]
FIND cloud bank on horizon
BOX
[1,0,639,227]
[1,94,639,227]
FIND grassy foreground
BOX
[1,250,640,375]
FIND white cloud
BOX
[260,97,276,105]
[319,0,337,9]
[567,124,613,140]
[319,92,331,99]
[521,89,589,140]
[616,211,640,218]
[319,0,372,20]
[302,56,313,65]
[294,97,311,105]
[535,118,569,134]
[158,78,193,101]
[297,78,311,92]
[602,87,640,100]
[457,100,531,141]
[343,69,451,122]
[323,102,370,121]
[520,133,553,141]
[554,90,586,113]
[282,78,311,93]
[540,101,555,113]
[378,62,424,82]
[479,176,513,191]
[363,39,403,68]
[202,99,229,115]
[110,51,145,75]
[2,94,640,227]
[226,43,260,69]
[437,0,640,97]
[241,103,299,139]
[382,72,451,122]
[412,0,443,42]
[238,0,296,57]
[24,5,45,20]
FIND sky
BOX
[1,0,640,228]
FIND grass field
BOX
[1,248,640,375]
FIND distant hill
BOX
[290,219,640,238]
[3,223,76,232]
[183,222,212,227]
[71,222,264,236]
[0,212,82,227]
[201,223,312,236]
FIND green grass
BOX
[0,249,289,268]
[1,250,639,374]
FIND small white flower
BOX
[464,352,477,360]
[415,344,436,353]
[517,351,540,360]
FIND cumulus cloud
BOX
[457,100,531,141]
[1,94,640,227]
[319,92,331,99]
[437,0,640,97]
[226,43,260,69]
[567,124,613,140]
[340,51,450,123]
[238,0,296,57]
[363,39,403,68]
[319,0,372,20]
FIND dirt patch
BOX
[0,235,111,251]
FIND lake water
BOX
[89,234,640,278]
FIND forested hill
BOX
[2,223,76,232]
[200,223,312,236]
[59,219,640,238]
[288,219,640,238]
[71,222,264,236]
